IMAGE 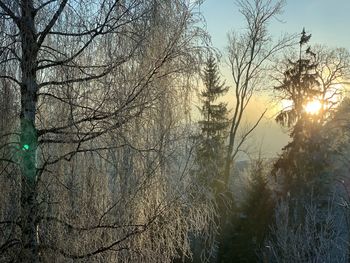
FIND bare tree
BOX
[223,0,293,187]
[264,196,349,262]
[195,1,295,261]
[314,46,350,122]
[0,0,211,262]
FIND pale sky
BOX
[201,0,350,50]
[199,0,350,159]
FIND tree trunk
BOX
[19,0,39,261]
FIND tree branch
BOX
[0,1,20,26]
[37,0,68,47]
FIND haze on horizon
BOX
[198,0,350,159]
[1,0,350,262]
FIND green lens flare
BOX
[22,144,29,150]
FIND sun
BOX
[304,99,322,115]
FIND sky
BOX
[201,0,350,50]
[198,0,350,159]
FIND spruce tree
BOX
[191,55,229,262]
[196,55,229,190]
[221,160,274,263]
[274,29,330,200]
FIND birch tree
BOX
[212,0,293,258]
[0,0,210,262]
[224,0,293,186]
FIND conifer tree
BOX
[274,29,330,198]
[196,55,229,190]
[191,55,229,262]
[221,160,274,263]
[275,29,320,129]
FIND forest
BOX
[0,0,350,262]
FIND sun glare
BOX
[281,99,293,110]
[304,99,322,115]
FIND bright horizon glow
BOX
[304,99,322,115]
[281,99,293,111]
[201,0,350,157]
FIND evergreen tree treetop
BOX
[199,55,229,138]
[201,55,229,102]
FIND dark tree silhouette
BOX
[191,55,229,262]
[196,55,229,188]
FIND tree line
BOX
[1,0,350,262]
